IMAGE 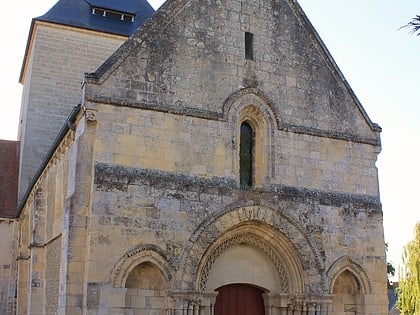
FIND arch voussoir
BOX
[178,205,325,295]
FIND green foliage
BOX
[397,222,420,314]
[399,15,420,36]
[388,261,396,288]
[386,243,396,288]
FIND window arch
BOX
[225,90,278,189]
[240,121,254,188]
[236,105,268,189]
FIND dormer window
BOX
[91,7,135,22]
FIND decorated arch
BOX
[178,204,325,294]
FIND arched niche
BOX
[331,270,360,314]
[327,256,372,315]
[327,256,372,295]
[111,245,174,312]
[125,261,166,289]
[111,245,173,288]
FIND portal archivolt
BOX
[195,221,307,295]
[198,232,289,293]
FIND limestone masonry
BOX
[0,0,388,314]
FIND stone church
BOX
[0,0,389,314]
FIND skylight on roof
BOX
[91,7,135,22]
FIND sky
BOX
[1,0,419,279]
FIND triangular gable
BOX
[85,0,381,145]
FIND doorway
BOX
[214,283,265,315]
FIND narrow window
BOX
[240,122,254,188]
[245,32,254,60]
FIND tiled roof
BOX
[0,140,19,217]
[36,0,155,36]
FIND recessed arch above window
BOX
[224,89,278,189]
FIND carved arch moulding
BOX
[223,87,281,130]
[224,88,279,185]
[326,255,373,294]
[111,244,174,288]
[197,232,290,293]
[179,205,325,294]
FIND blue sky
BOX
[1,0,419,278]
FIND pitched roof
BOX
[20,0,155,83]
[0,140,19,218]
[36,0,155,37]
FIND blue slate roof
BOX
[36,0,155,36]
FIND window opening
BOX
[245,32,254,60]
[240,121,254,188]
[91,7,135,22]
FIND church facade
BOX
[1,0,388,314]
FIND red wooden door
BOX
[214,284,265,315]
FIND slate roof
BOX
[36,0,155,37]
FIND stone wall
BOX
[12,0,388,313]
[90,103,379,196]
[77,0,387,313]
[85,0,380,143]
[0,219,18,315]
[83,158,387,313]
[18,22,126,201]
[15,128,79,315]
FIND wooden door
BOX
[214,284,265,315]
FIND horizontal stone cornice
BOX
[94,163,381,211]
[87,95,380,146]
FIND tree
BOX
[397,222,420,315]
[386,243,396,288]
[399,15,420,36]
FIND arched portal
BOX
[187,208,328,312]
[215,283,265,315]
[205,243,284,292]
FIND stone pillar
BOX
[200,292,217,315]
[263,293,292,315]
[320,298,332,315]
[170,291,217,315]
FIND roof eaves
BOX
[16,105,82,217]
[19,18,37,84]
